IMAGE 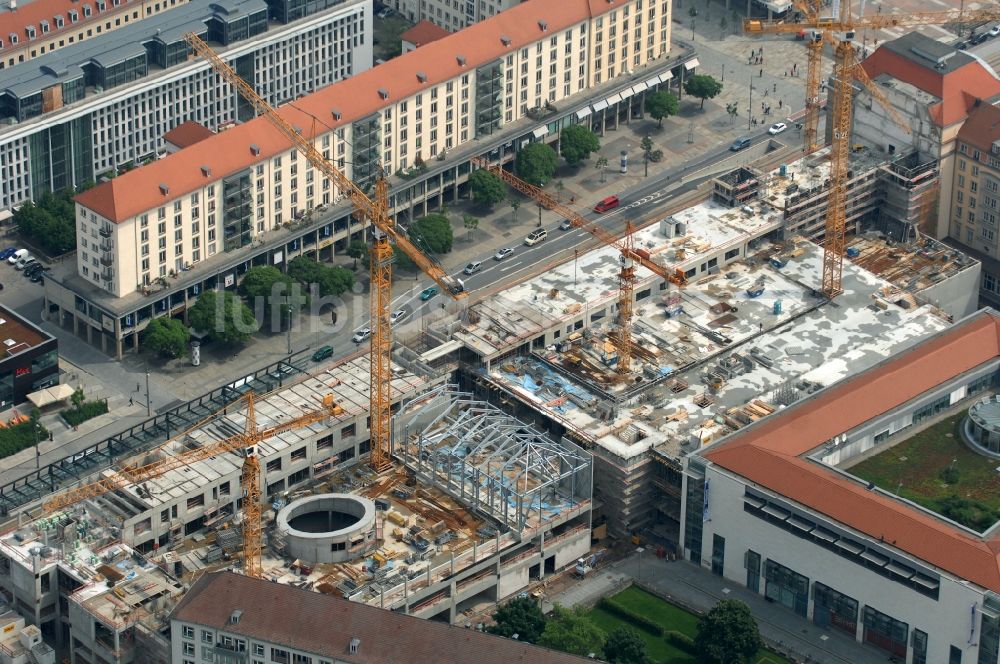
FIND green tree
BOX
[603,626,649,664]
[596,157,609,183]
[487,596,546,644]
[240,266,304,327]
[694,600,762,664]
[462,213,479,241]
[515,142,558,186]
[645,91,679,127]
[288,256,354,297]
[14,189,78,256]
[188,290,257,344]
[346,239,369,269]
[726,102,740,125]
[559,125,601,167]
[684,74,724,110]
[509,197,521,223]
[469,169,507,208]
[70,386,85,410]
[142,317,190,358]
[537,605,605,657]
[409,213,453,254]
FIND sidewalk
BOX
[593,555,891,664]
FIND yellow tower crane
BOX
[745,4,1000,296]
[471,159,685,374]
[184,34,468,474]
[40,391,345,577]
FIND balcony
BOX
[100,253,114,267]
[98,226,112,238]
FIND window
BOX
[183,643,195,656]
[271,649,289,664]
[202,631,213,644]
[948,645,962,664]
[182,626,194,639]
[253,645,264,656]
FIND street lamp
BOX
[145,364,151,417]
[643,135,650,177]
[748,77,753,131]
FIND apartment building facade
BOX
[0,0,194,70]
[384,0,515,33]
[0,0,370,211]
[70,0,672,298]
[943,100,1000,310]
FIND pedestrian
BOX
[759,322,763,332]
[779,99,783,109]
[129,396,134,406]
[764,89,768,98]
[761,102,765,111]
[136,382,140,392]
[759,68,763,78]
[773,83,777,93]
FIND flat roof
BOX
[703,309,1000,593]
[0,0,141,57]
[0,0,268,102]
[0,304,52,358]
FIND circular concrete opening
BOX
[276,494,377,564]
[964,397,1000,459]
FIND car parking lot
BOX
[0,246,49,308]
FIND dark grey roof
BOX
[0,0,267,102]
[880,31,975,76]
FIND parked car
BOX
[7,249,28,265]
[955,40,969,50]
[351,327,372,343]
[730,136,752,151]
[311,345,335,361]
[524,229,547,246]
[29,272,43,284]
[0,247,17,261]
[420,286,439,301]
[970,31,990,45]
[15,256,35,271]
[768,122,788,135]
[493,247,514,261]
[593,195,620,213]
[990,24,1000,37]
[390,309,408,325]
[559,219,574,231]
[24,263,44,278]
[463,261,482,275]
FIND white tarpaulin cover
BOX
[26,384,74,408]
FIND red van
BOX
[594,195,620,213]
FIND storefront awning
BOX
[631,81,648,95]
[575,106,593,120]
[644,75,661,87]
[603,92,623,106]
[26,384,74,408]
[658,71,673,83]
[684,58,700,71]
[592,100,609,112]
[532,125,549,139]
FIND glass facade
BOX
[61,77,86,105]
[745,549,761,593]
[711,534,725,576]
[223,169,253,252]
[267,0,345,24]
[812,582,858,636]
[764,559,809,617]
[234,54,256,123]
[978,596,1000,664]
[474,60,502,138]
[351,114,381,193]
[863,605,908,658]
[683,462,705,563]
[28,115,93,199]
[97,54,148,90]
[912,629,928,664]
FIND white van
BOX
[524,228,547,246]
[8,249,28,265]
[14,254,34,270]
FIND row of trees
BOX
[488,596,762,664]
[13,185,94,256]
[142,256,357,356]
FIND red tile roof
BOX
[0,0,137,51]
[163,121,215,149]
[75,0,620,222]
[172,571,594,664]
[705,311,1000,592]
[861,40,1000,127]
[400,20,450,48]
[957,100,1000,154]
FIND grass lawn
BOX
[850,411,1000,529]
[585,586,794,664]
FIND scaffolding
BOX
[395,386,592,540]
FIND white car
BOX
[768,122,788,136]
[390,309,408,325]
[494,247,514,261]
[352,327,372,343]
[990,25,1000,37]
